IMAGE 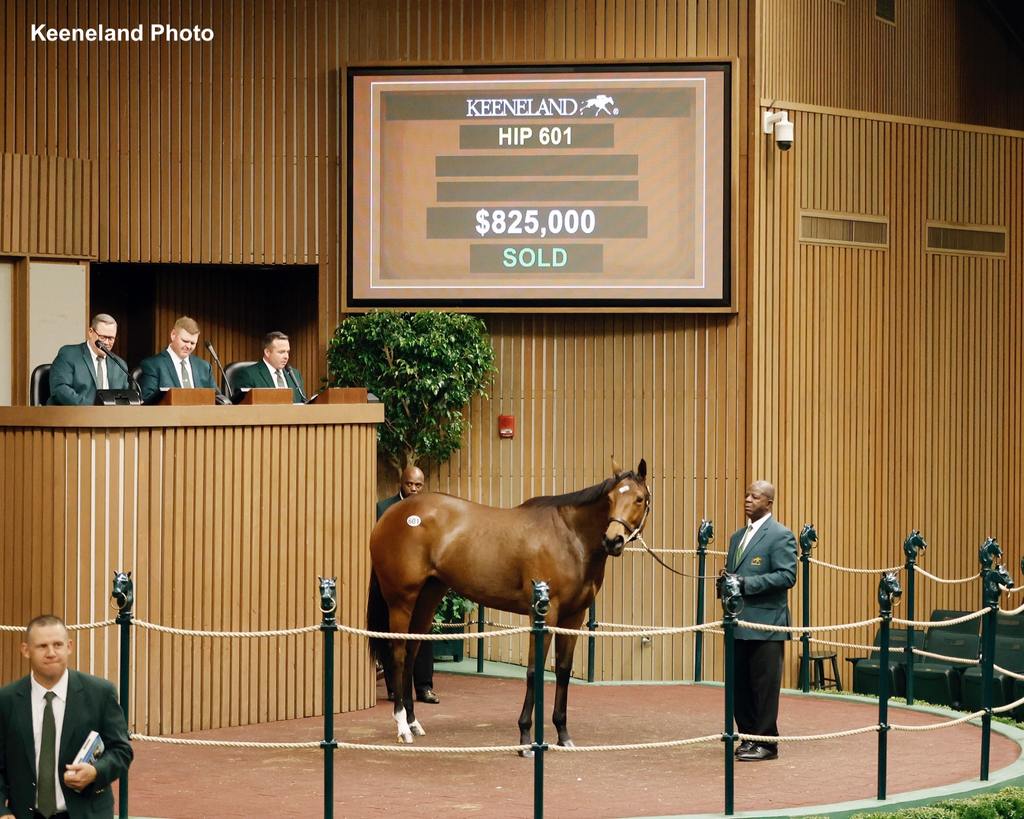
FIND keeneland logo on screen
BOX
[464,95,619,118]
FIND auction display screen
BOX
[348,64,732,308]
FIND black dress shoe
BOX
[734,740,755,757]
[416,688,440,704]
[737,744,778,761]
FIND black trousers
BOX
[734,639,784,749]
[386,642,434,694]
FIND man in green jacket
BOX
[376,466,439,704]
[0,615,133,819]
[727,480,797,762]
[231,331,306,403]
[47,314,130,405]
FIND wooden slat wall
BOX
[759,0,1024,130]
[0,418,377,735]
[750,104,1024,689]
[0,153,96,257]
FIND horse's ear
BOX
[637,458,647,481]
[610,456,623,476]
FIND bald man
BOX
[727,481,797,762]
[375,466,439,704]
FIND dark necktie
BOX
[733,524,754,570]
[275,368,286,389]
[37,690,58,817]
[180,359,192,388]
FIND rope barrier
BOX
[993,664,1024,682]
[0,619,115,633]
[890,711,985,731]
[134,620,321,639]
[739,617,882,635]
[808,637,877,652]
[999,601,1024,616]
[993,692,1024,714]
[548,622,722,638]
[913,565,979,585]
[338,625,533,641]
[808,558,903,574]
[893,609,987,629]
[548,734,722,752]
[739,726,879,742]
[130,733,530,754]
[910,648,979,666]
[595,621,681,631]
[624,547,728,557]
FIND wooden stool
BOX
[803,651,843,691]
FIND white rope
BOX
[549,734,722,752]
[738,617,882,635]
[993,664,1024,682]
[0,619,116,633]
[910,647,979,666]
[338,625,532,641]
[130,732,529,754]
[623,547,729,556]
[893,609,987,628]
[993,692,1024,714]
[913,565,979,585]
[808,637,877,652]
[890,711,984,731]
[547,622,723,638]
[593,622,672,631]
[999,601,1024,616]
[134,620,320,639]
[808,558,902,575]
[739,726,879,742]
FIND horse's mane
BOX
[520,471,640,509]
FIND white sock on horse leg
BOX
[393,707,414,743]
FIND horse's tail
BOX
[367,570,393,670]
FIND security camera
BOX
[762,109,794,151]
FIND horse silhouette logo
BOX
[581,94,618,116]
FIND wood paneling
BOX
[0,405,381,735]
[759,0,1024,130]
[0,153,96,257]
[750,104,1024,688]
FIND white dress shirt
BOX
[30,670,69,812]
[744,511,773,542]
[166,345,195,387]
[88,346,109,389]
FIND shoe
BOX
[736,744,778,761]
[416,688,440,704]
[734,740,755,757]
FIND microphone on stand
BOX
[284,365,307,403]
[204,340,234,404]
[94,340,142,400]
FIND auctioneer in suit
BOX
[137,350,217,402]
[47,344,129,406]
[231,361,306,404]
[0,670,133,819]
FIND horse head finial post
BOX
[799,524,817,558]
[111,571,134,615]
[978,537,1002,571]
[877,571,902,617]
[318,576,337,626]
[717,572,744,619]
[697,519,714,552]
[903,530,927,562]
[982,564,1014,608]
[531,580,551,619]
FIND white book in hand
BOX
[72,731,105,766]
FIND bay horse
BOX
[367,458,650,747]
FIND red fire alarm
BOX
[498,414,515,439]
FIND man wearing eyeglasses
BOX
[47,314,130,405]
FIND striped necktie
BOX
[733,525,754,569]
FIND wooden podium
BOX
[309,387,368,404]
[156,387,217,405]
[238,388,293,405]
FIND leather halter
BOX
[607,491,651,545]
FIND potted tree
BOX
[432,591,478,662]
[327,309,496,662]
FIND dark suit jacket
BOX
[0,670,133,819]
[47,343,129,406]
[376,492,403,522]
[727,516,797,641]
[137,350,216,401]
[232,361,306,403]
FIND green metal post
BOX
[694,519,713,683]
[587,601,597,683]
[477,605,485,673]
[799,525,817,693]
[902,530,927,706]
[319,578,338,819]
[111,573,134,819]
[532,580,551,819]
[876,571,901,801]
[719,573,742,816]
[979,542,1010,780]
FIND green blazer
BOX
[0,670,133,819]
[232,361,306,403]
[47,343,129,406]
[137,351,216,401]
[727,516,797,641]
[376,492,403,522]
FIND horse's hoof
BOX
[559,739,576,748]
[397,730,415,744]
[410,719,426,736]
[519,748,534,758]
